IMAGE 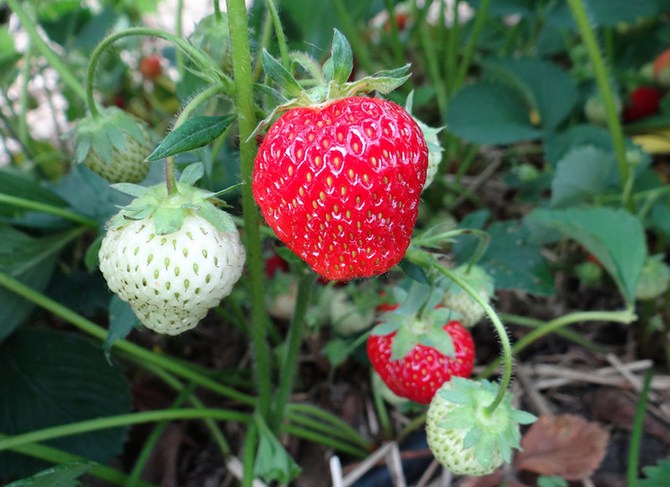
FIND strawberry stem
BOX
[226,0,274,428]
[264,0,290,69]
[566,0,634,212]
[413,227,490,272]
[406,249,512,414]
[85,27,233,119]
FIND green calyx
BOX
[256,29,410,131]
[73,107,150,166]
[108,163,235,235]
[436,377,536,471]
[371,281,459,361]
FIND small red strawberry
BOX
[252,31,428,282]
[623,86,662,121]
[366,284,475,404]
[139,54,162,80]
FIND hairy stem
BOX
[226,0,274,422]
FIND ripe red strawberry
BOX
[367,306,475,404]
[253,96,428,281]
[623,86,661,121]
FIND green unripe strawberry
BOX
[440,265,494,328]
[635,254,670,301]
[426,378,536,476]
[74,107,154,183]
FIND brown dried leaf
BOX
[514,414,610,480]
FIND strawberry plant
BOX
[1,0,670,486]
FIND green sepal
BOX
[179,162,205,185]
[152,206,187,235]
[262,49,303,98]
[433,378,537,472]
[390,325,419,360]
[330,29,353,85]
[197,202,236,232]
[343,65,411,97]
[110,183,151,198]
[73,107,149,166]
[418,326,454,357]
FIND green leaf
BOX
[0,227,76,343]
[147,115,235,162]
[254,415,301,483]
[526,207,647,304]
[6,462,93,487]
[446,82,540,144]
[0,170,68,218]
[551,146,616,208]
[330,29,353,84]
[483,57,577,130]
[537,476,569,487]
[103,296,140,361]
[0,329,131,480]
[261,50,303,98]
[453,219,555,296]
[639,459,670,486]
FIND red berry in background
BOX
[139,54,162,80]
[367,316,475,405]
[264,253,289,278]
[653,47,670,86]
[253,96,428,282]
[623,86,662,121]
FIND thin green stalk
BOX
[213,0,224,23]
[627,368,654,487]
[18,41,32,145]
[452,0,490,93]
[444,1,461,92]
[406,249,512,415]
[499,313,606,353]
[0,193,98,227]
[370,374,394,439]
[85,27,230,117]
[6,0,87,102]
[127,384,196,487]
[175,0,185,74]
[253,8,274,81]
[164,81,230,195]
[412,227,490,272]
[281,424,368,458]
[332,0,375,75]
[285,404,371,450]
[418,22,447,116]
[265,0,290,69]
[241,423,258,487]
[0,270,256,405]
[1,437,155,487]
[144,363,232,456]
[0,409,250,453]
[566,0,632,211]
[478,308,637,378]
[271,273,315,431]
[226,0,273,421]
[383,0,405,67]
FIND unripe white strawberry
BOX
[426,378,535,476]
[441,265,494,327]
[98,166,245,334]
[74,107,154,183]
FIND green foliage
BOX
[0,329,131,480]
[147,115,235,161]
[639,459,670,486]
[5,462,93,487]
[527,207,647,304]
